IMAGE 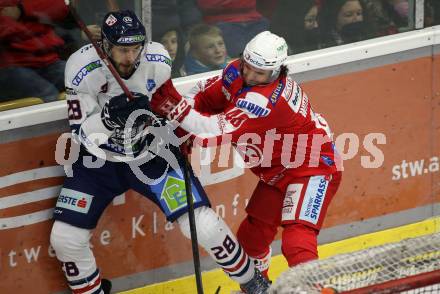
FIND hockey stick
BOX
[65,2,204,293]
[181,154,204,294]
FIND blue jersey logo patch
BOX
[147,79,156,91]
[223,65,239,88]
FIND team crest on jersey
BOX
[146,79,156,91]
[270,80,284,105]
[160,176,194,213]
[105,14,117,26]
[223,65,239,88]
[145,54,171,67]
[72,60,102,86]
[56,188,93,214]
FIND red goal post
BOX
[270,231,440,294]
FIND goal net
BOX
[270,231,440,294]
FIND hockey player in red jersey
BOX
[150,31,342,281]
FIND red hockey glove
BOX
[175,127,194,155]
[151,79,191,122]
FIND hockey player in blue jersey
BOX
[49,10,269,294]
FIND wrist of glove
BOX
[150,79,191,122]
[101,92,151,130]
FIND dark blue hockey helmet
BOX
[101,10,146,47]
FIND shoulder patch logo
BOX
[223,65,239,88]
[72,60,102,86]
[145,54,172,67]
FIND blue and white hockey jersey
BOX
[64,41,171,159]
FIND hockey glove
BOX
[101,92,151,130]
[150,79,191,122]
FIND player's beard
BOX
[117,63,135,78]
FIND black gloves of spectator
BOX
[101,92,151,130]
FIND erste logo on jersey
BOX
[235,92,271,118]
[56,188,93,214]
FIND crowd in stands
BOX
[1,0,440,107]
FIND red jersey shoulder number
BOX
[225,107,248,129]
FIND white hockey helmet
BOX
[243,31,288,75]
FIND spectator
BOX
[197,0,269,58]
[55,0,122,59]
[75,0,121,42]
[152,0,202,40]
[424,0,440,27]
[363,0,398,36]
[183,24,229,75]
[424,0,435,27]
[0,0,69,103]
[319,0,375,47]
[256,0,279,20]
[430,0,440,25]
[158,28,186,78]
[383,0,409,29]
[271,0,321,54]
